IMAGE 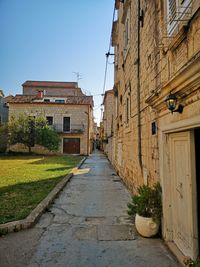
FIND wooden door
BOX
[169,131,198,259]
[63,138,80,154]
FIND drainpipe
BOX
[137,0,142,170]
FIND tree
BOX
[35,125,60,151]
[0,124,8,153]
[8,114,60,153]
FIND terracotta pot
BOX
[135,214,159,237]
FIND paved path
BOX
[0,151,180,267]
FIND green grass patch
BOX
[0,155,83,224]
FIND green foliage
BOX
[0,124,8,153]
[35,125,60,151]
[8,114,60,153]
[184,257,200,266]
[8,114,35,151]
[127,183,162,223]
[188,260,200,267]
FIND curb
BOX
[0,156,87,235]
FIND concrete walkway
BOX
[0,151,180,267]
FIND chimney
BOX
[37,90,43,99]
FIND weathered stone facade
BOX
[8,81,94,155]
[0,90,8,124]
[102,89,115,162]
[112,0,200,262]
[112,0,161,191]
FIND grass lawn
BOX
[0,154,83,224]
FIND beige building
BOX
[8,81,94,155]
[112,0,200,262]
[102,89,115,162]
[0,90,9,124]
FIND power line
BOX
[101,2,116,121]
[102,5,115,94]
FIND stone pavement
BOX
[0,151,180,267]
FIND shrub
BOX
[0,125,8,153]
[127,182,162,223]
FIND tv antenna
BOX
[73,72,82,84]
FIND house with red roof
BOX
[7,81,94,155]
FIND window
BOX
[123,16,130,56]
[44,99,50,102]
[125,97,130,124]
[124,18,129,48]
[55,99,65,103]
[169,0,177,22]
[167,0,193,36]
[114,45,119,67]
[46,116,53,125]
[63,117,70,132]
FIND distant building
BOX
[7,81,94,155]
[102,89,115,162]
[0,90,9,124]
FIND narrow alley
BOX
[0,151,180,267]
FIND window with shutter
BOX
[123,8,130,58]
[166,0,194,36]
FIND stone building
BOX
[112,0,200,262]
[102,89,115,161]
[0,90,8,124]
[7,81,94,155]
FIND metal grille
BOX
[169,0,177,22]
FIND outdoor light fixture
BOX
[165,93,184,114]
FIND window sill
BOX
[168,25,188,51]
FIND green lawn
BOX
[0,155,83,224]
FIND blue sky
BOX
[0,0,115,124]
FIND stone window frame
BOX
[124,91,130,127]
[123,7,130,59]
[114,44,119,68]
[126,96,130,124]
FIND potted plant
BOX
[127,182,162,237]
[183,257,200,267]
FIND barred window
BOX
[126,97,130,124]
[167,0,193,35]
[169,0,177,23]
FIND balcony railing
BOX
[50,124,85,134]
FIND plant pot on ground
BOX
[127,182,162,237]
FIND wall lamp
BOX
[165,93,184,114]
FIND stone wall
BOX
[113,0,200,191]
[112,0,200,261]
[0,96,8,123]
[112,1,161,192]
[103,91,115,162]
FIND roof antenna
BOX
[73,72,82,87]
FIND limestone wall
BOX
[112,0,200,193]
